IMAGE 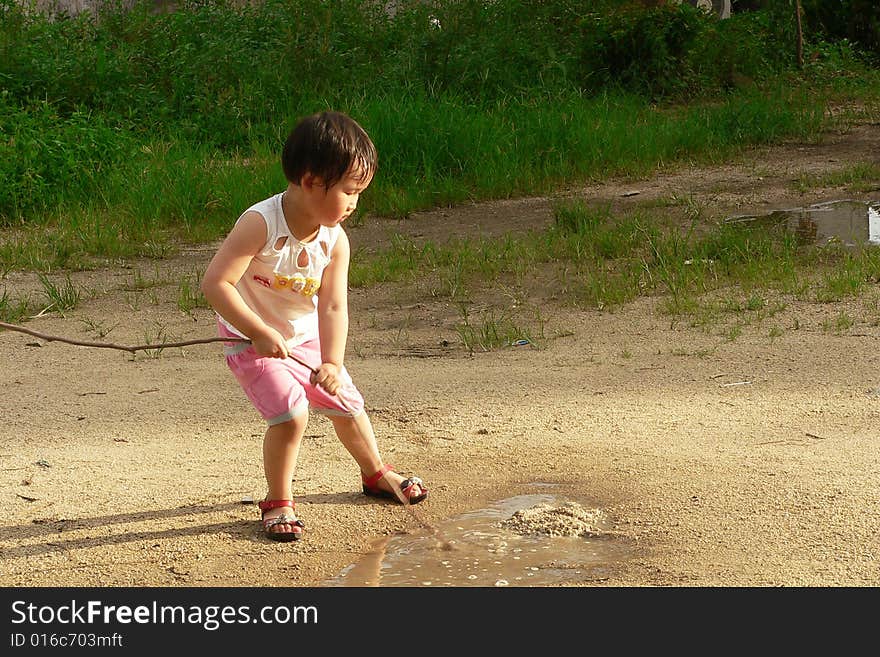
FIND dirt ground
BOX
[1,119,879,588]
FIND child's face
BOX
[310,168,372,227]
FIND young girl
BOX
[201,111,428,542]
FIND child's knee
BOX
[329,413,367,439]
[267,411,308,436]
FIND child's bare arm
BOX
[314,230,351,393]
[201,212,289,358]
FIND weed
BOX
[391,312,414,352]
[792,163,880,194]
[38,274,81,315]
[823,311,855,334]
[80,317,118,339]
[0,289,32,323]
[177,273,209,314]
[141,323,171,359]
[455,304,534,354]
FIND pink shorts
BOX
[219,323,365,425]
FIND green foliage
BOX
[580,3,710,98]
[38,273,81,314]
[402,0,593,100]
[455,306,536,354]
[690,8,789,89]
[0,0,877,243]
[801,0,880,60]
[0,94,133,223]
[0,287,32,323]
[735,1,880,64]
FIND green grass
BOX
[37,273,82,316]
[0,83,848,272]
[7,190,880,354]
[140,323,171,359]
[80,316,118,339]
[177,272,211,315]
[349,198,880,344]
[792,163,880,194]
[2,2,880,353]
[455,304,543,354]
[0,288,33,323]
[823,310,856,334]
[2,1,879,272]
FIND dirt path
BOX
[1,121,879,587]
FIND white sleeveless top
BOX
[218,192,342,347]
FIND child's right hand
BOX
[250,326,289,359]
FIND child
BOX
[201,111,428,542]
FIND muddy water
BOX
[724,199,880,247]
[323,491,632,587]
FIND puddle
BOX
[724,199,880,247]
[323,493,632,587]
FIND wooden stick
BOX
[0,320,317,372]
[0,320,246,353]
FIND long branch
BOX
[0,320,317,373]
[0,320,244,353]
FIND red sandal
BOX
[258,499,305,542]
[362,464,428,505]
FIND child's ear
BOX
[301,173,323,190]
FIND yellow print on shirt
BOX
[289,273,306,293]
[302,278,320,296]
[273,272,320,296]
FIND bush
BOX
[0,0,875,222]
[733,0,880,62]
[0,94,133,222]
[579,3,712,99]
[802,0,880,60]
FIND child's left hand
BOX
[311,363,341,395]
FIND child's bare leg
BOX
[262,414,307,537]
[330,412,425,497]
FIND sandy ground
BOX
[1,120,879,588]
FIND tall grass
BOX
[0,0,879,272]
[0,85,838,271]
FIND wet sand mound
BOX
[500,502,604,538]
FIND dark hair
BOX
[281,111,377,189]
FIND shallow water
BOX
[724,199,880,247]
[323,491,632,587]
